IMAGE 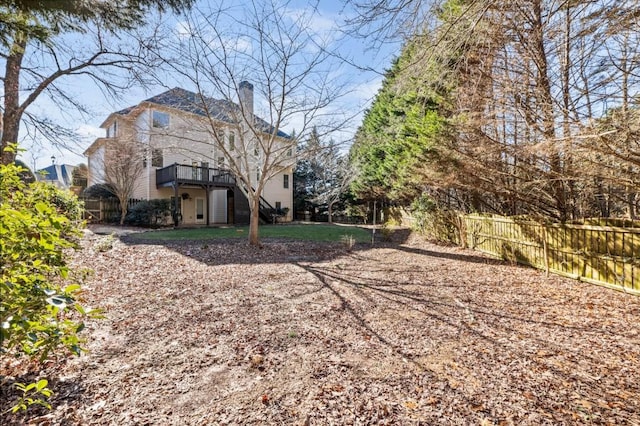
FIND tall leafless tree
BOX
[98,136,145,225]
[149,0,351,245]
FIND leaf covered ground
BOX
[3,228,640,425]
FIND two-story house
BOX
[84,82,294,225]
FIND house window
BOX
[254,142,259,156]
[283,174,289,189]
[275,201,282,210]
[151,149,163,167]
[152,110,169,128]
[107,121,117,138]
[287,147,292,157]
[229,132,235,151]
[218,156,225,168]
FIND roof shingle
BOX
[117,87,290,138]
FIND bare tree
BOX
[98,137,145,225]
[299,132,354,223]
[149,0,350,245]
[314,154,353,223]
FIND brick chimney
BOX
[239,81,254,118]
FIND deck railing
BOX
[156,163,236,187]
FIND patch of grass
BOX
[128,223,371,243]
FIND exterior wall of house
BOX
[212,189,228,223]
[262,167,294,220]
[87,145,105,187]
[135,111,153,200]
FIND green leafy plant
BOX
[409,193,458,243]
[11,380,53,413]
[1,149,98,413]
[341,234,356,250]
[94,234,115,252]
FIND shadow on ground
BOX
[118,226,501,267]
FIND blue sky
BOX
[16,0,401,170]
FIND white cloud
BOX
[175,20,193,39]
[228,36,253,54]
[281,6,341,46]
[76,124,104,139]
[353,76,384,107]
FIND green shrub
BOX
[82,183,116,199]
[380,223,394,241]
[340,234,356,250]
[125,199,171,227]
[0,156,97,412]
[409,193,458,243]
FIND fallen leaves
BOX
[403,400,418,410]
[261,394,270,405]
[2,229,639,425]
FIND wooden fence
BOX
[460,215,640,295]
[80,197,143,223]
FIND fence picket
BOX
[80,197,145,224]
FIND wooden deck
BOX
[156,164,236,188]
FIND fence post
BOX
[542,225,549,276]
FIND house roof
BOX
[36,164,76,188]
[114,87,290,138]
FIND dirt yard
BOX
[3,229,640,425]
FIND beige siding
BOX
[212,189,227,223]
[87,145,105,187]
[262,168,294,221]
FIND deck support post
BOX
[205,185,211,226]
[173,182,179,227]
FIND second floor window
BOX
[106,121,117,138]
[283,174,289,189]
[229,132,235,151]
[151,148,163,167]
[152,111,169,128]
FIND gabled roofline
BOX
[97,87,291,139]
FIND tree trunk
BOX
[120,206,127,225]
[627,185,636,219]
[327,201,335,223]
[531,0,565,221]
[1,39,27,164]
[248,196,260,246]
